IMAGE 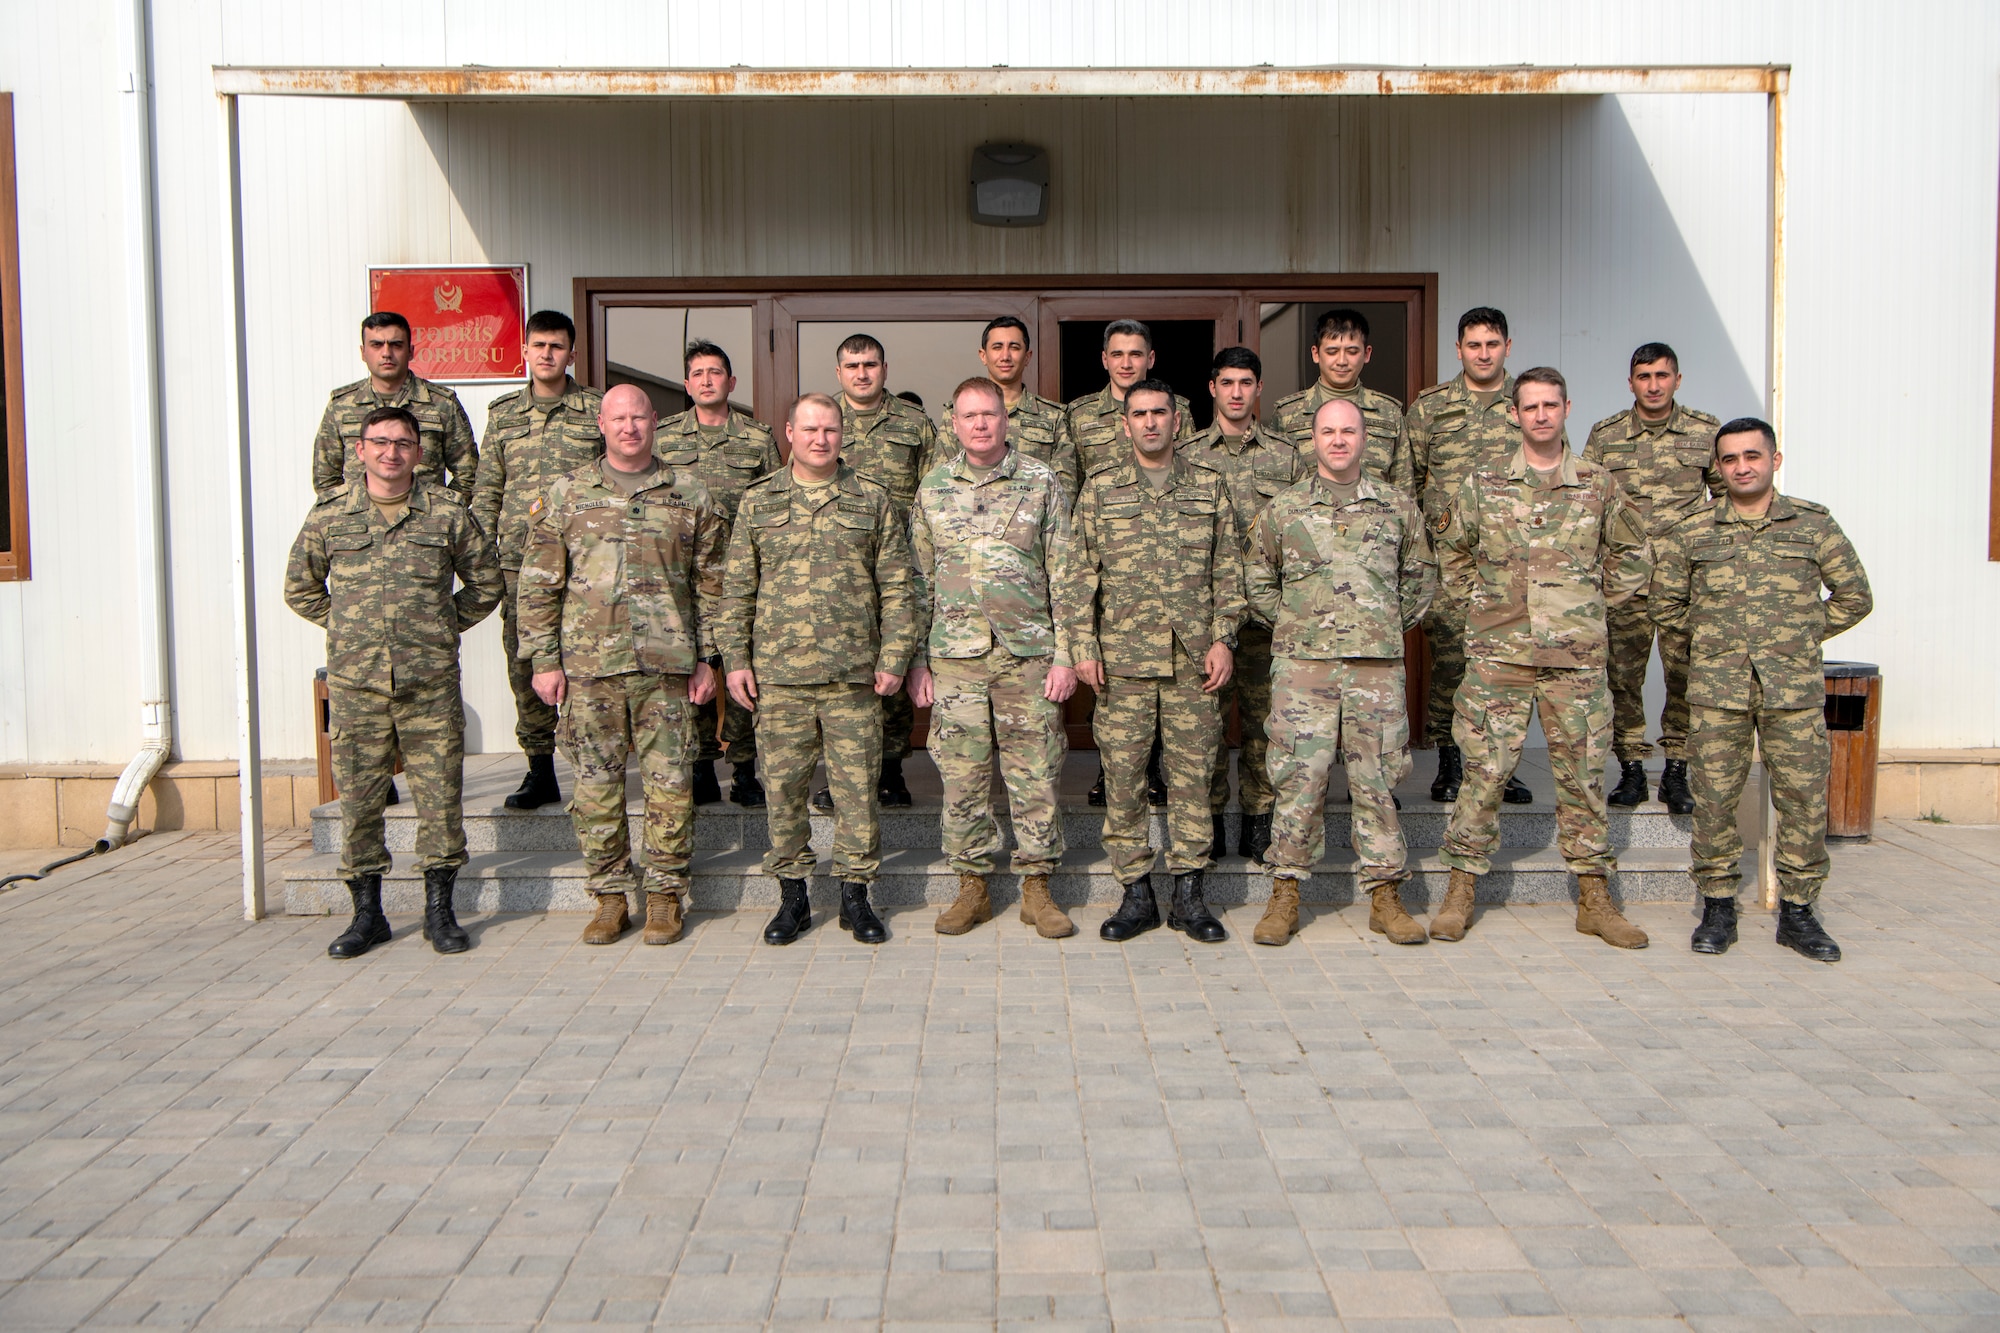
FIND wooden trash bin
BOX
[1823,661,1881,843]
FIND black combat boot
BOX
[1099,875,1162,942]
[1607,759,1649,808]
[504,753,561,810]
[1239,812,1273,863]
[730,764,766,808]
[1209,813,1230,861]
[1146,740,1168,807]
[1776,900,1841,962]
[1429,743,1463,802]
[1690,895,1737,955]
[1503,772,1534,805]
[764,878,813,945]
[878,759,912,808]
[1658,759,1695,814]
[1087,761,1106,807]
[327,874,392,959]
[811,787,834,811]
[838,880,887,944]
[691,760,722,806]
[384,781,400,806]
[421,866,470,954]
[1168,871,1227,943]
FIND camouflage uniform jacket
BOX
[1405,372,1522,525]
[1583,401,1722,536]
[283,478,502,694]
[1435,444,1651,670]
[471,377,604,569]
[839,393,940,514]
[1650,494,1872,710]
[1065,385,1195,479]
[909,449,1076,671]
[1244,474,1435,660]
[1065,455,1246,676]
[1182,420,1310,559]
[311,375,479,503]
[1268,381,1413,492]
[716,464,919,686]
[654,407,782,527]
[515,461,728,679]
[934,390,1080,502]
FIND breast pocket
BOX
[325,529,374,568]
[403,529,452,580]
[721,446,768,475]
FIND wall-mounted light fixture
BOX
[969,142,1050,227]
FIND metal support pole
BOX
[1758,83,1789,910]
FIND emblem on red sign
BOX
[367,265,528,381]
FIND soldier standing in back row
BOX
[932,316,1081,502]
[1583,342,1721,815]
[285,406,502,959]
[1268,308,1413,491]
[1651,418,1872,962]
[471,310,604,813]
[312,311,479,503]
[1406,307,1534,806]
[655,340,782,810]
[1065,319,1196,480]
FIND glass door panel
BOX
[602,304,757,419]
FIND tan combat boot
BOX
[935,873,992,935]
[1253,876,1301,946]
[1429,869,1478,942]
[1575,873,1649,949]
[582,891,631,945]
[1368,883,1429,945]
[643,890,684,946]
[1017,874,1075,939]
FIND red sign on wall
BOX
[367,265,528,381]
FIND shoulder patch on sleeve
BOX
[1429,501,1453,535]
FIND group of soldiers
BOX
[286,302,1871,965]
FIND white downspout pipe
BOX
[105,0,171,850]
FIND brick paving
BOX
[0,821,1995,1329]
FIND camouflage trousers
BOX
[330,674,466,877]
[1210,620,1276,814]
[1264,657,1411,889]
[560,671,697,897]
[758,682,883,883]
[1689,675,1831,905]
[882,683,914,766]
[696,691,758,768]
[1441,660,1615,877]
[1607,600,1691,761]
[501,569,559,756]
[1421,595,1466,747]
[930,647,1066,877]
[1096,645,1222,884]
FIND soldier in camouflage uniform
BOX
[1185,346,1308,863]
[1433,368,1653,949]
[312,312,479,503]
[717,393,918,947]
[1651,418,1872,962]
[516,385,728,948]
[1267,308,1413,491]
[1068,379,1246,944]
[931,316,1081,503]
[471,310,605,812]
[908,377,1082,939]
[655,340,783,809]
[285,406,502,959]
[1583,342,1722,815]
[1065,319,1195,481]
[1243,398,1436,947]
[1405,307,1533,806]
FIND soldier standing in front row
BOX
[718,394,918,947]
[1069,379,1245,945]
[1651,418,1872,961]
[1584,342,1721,814]
[1244,398,1435,947]
[1268,308,1413,491]
[285,406,502,959]
[517,385,728,948]
[312,311,479,503]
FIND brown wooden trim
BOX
[581,272,1439,295]
[0,94,25,581]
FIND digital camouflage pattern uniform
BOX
[1065,385,1195,479]
[911,450,1077,878]
[1651,494,1872,905]
[934,390,1081,504]
[1244,475,1435,888]
[1066,456,1246,884]
[284,479,502,877]
[1183,421,1310,815]
[472,376,605,756]
[311,375,479,503]
[717,465,918,884]
[655,406,783,770]
[1267,381,1414,492]
[1405,373,1522,744]
[1434,446,1651,878]
[1584,402,1722,761]
[516,460,728,899]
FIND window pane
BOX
[605,305,756,419]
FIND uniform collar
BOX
[667,406,740,438]
[1105,451,1191,492]
[1718,491,1796,525]
[949,447,1021,485]
[1307,471,1382,507]
[1196,421,1267,455]
[1506,443,1583,487]
[345,477,433,514]
[1626,401,1686,438]
[1451,371,1515,406]
[591,457,675,497]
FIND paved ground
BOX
[0,821,1996,1330]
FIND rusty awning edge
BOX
[210,65,1789,100]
